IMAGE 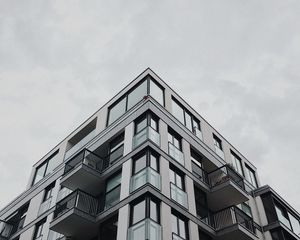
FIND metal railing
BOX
[208,165,245,191]
[38,197,52,216]
[133,126,160,149]
[0,220,13,239]
[168,143,185,165]
[53,190,98,219]
[128,219,161,240]
[130,167,161,192]
[191,161,209,184]
[63,149,104,175]
[170,183,188,208]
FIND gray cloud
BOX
[0,0,300,212]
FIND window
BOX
[105,172,122,208]
[245,164,257,188]
[32,150,60,185]
[169,168,184,190]
[275,203,291,229]
[135,112,159,134]
[133,150,159,175]
[130,196,160,226]
[288,212,300,236]
[171,212,188,240]
[238,202,252,217]
[231,151,244,176]
[33,218,46,240]
[195,187,209,221]
[108,133,124,164]
[43,182,55,202]
[168,130,182,150]
[6,203,29,235]
[213,134,222,150]
[107,77,164,126]
[171,97,202,137]
[191,149,202,167]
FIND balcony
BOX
[133,127,160,149]
[65,130,95,160]
[207,165,249,211]
[130,167,161,192]
[61,149,104,194]
[168,143,184,166]
[38,197,52,216]
[0,220,13,240]
[212,206,257,240]
[50,190,98,240]
[170,183,188,208]
[128,219,161,240]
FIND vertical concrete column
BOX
[123,123,134,155]
[19,227,35,240]
[95,108,108,134]
[160,156,170,198]
[120,159,132,200]
[185,176,196,215]
[116,204,130,240]
[41,213,53,240]
[161,202,172,240]
[189,220,199,240]
[23,191,44,226]
[159,120,168,153]
[182,139,191,171]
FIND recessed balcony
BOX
[130,167,161,193]
[213,206,257,240]
[133,127,160,149]
[168,143,185,166]
[0,220,13,240]
[207,165,249,211]
[61,149,104,194]
[50,190,98,240]
[128,219,161,240]
[170,183,188,208]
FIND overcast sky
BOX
[0,1,300,213]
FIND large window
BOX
[231,150,244,176]
[32,150,60,186]
[168,130,182,150]
[171,97,201,137]
[170,168,184,191]
[135,112,158,134]
[171,212,188,240]
[105,172,122,208]
[245,164,257,188]
[133,150,159,175]
[107,77,164,126]
[33,218,46,240]
[108,133,124,165]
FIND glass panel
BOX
[150,154,158,171]
[288,212,300,235]
[148,127,160,146]
[172,215,178,234]
[133,127,160,149]
[131,168,161,192]
[192,118,200,130]
[136,117,147,133]
[168,143,185,165]
[245,166,257,188]
[106,173,122,192]
[176,174,183,190]
[33,163,47,185]
[150,79,164,106]
[170,183,188,208]
[275,205,291,229]
[178,218,186,238]
[134,154,147,174]
[128,80,147,110]
[105,186,121,208]
[185,112,192,131]
[232,153,243,176]
[128,219,161,240]
[132,200,146,224]
[172,100,185,125]
[150,117,158,131]
[150,200,158,222]
[108,97,126,125]
[45,152,60,175]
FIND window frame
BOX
[105,172,122,208]
[132,149,159,175]
[168,129,182,150]
[43,182,55,202]
[245,164,258,188]
[231,150,244,177]
[213,134,223,151]
[169,167,185,191]
[33,218,46,240]
[171,211,188,240]
[134,112,159,134]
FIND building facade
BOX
[0,68,299,240]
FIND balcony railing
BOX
[191,161,209,184]
[38,197,52,216]
[214,146,225,159]
[212,206,256,234]
[130,167,161,192]
[172,233,186,240]
[65,130,96,160]
[193,127,203,141]
[128,219,161,240]
[133,127,160,149]
[168,143,185,166]
[53,190,98,220]
[170,183,188,208]
[64,149,104,175]
[208,165,245,191]
[0,220,13,239]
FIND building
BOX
[0,68,299,240]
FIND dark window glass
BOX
[172,99,185,124]
[133,149,159,175]
[245,164,257,188]
[108,97,127,125]
[133,154,147,174]
[150,79,164,106]
[33,218,46,239]
[191,150,202,167]
[134,112,159,134]
[231,151,244,176]
[213,134,222,150]
[105,173,121,208]
[109,134,124,164]
[43,183,55,201]
[127,80,147,110]
[135,117,147,133]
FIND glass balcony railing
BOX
[130,167,161,192]
[53,190,98,220]
[0,220,13,239]
[133,127,160,149]
[170,183,188,208]
[64,149,104,175]
[38,197,52,216]
[168,143,184,166]
[191,161,209,184]
[214,146,225,159]
[208,165,245,191]
[65,130,96,160]
[128,219,161,240]
[172,233,186,240]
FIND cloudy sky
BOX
[0,0,300,213]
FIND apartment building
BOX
[0,68,299,240]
